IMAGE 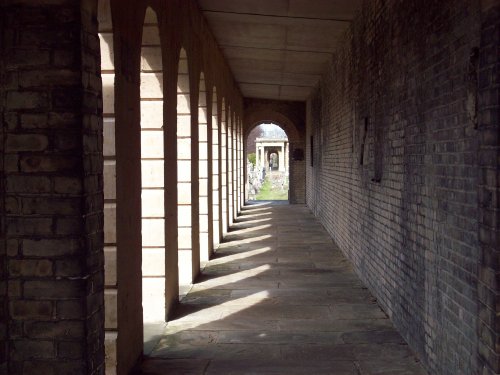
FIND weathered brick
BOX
[53,177,83,194]
[55,217,83,235]
[23,361,55,375]
[6,217,53,236]
[55,132,80,151]
[56,300,84,319]
[20,28,78,48]
[20,197,81,216]
[8,281,22,298]
[304,1,495,374]
[24,280,84,299]
[54,259,83,277]
[52,48,79,68]
[4,154,20,172]
[1,1,104,373]
[10,340,55,360]
[9,259,53,277]
[55,362,87,375]
[5,91,49,110]
[19,69,80,88]
[58,341,84,360]
[24,321,84,339]
[6,240,20,257]
[4,112,19,129]
[9,301,53,320]
[5,197,20,214]
[52,87,82,110]
[19,155,80,173]
[5,48,51,68]
[23,238,81,257]
[5,134,49,152]
[9,320,23,338]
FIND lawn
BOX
[255,177,289,201]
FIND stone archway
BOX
[244,109,305,204]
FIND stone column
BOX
[177,48,193,290]
[255,144,260,170]
[278,144,285,171]
[285,142,289,172]
[198,75,209,263]
[220,107,227,235]
[1,1,104,374]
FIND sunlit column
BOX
[227,112,234,226]
[220,105,228,235]
[212,92,220,248]
[198,74,209,263]
[140,9,165,323]
[177,48,192,291]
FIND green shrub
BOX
[247,153,256,166]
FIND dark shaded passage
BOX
[137,203,426,375]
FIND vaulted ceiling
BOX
[198,0,363,102]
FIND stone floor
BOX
[136,202,427,375]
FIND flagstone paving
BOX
[136,202,427,375]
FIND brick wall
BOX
[477,2,500,373]
[305,1,497,374]
[1,1,104,374]
[1,5,7,372]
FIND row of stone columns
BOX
[255,140,289,172]
[98,5,246,375]
[0,1,246,374]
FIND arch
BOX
[247,123,290,201]
[244,110,304,204]
[244,110,300,144]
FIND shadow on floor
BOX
[135,202,427,375]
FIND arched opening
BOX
[211,89,220,248]
[244,109,305,205]
[140,7,165,323]
[246,123,289,201]
[198,73,210,263]
[177,48,193,296]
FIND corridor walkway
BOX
[137,203,427,375]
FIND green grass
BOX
[255,177,289,201]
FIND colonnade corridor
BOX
[135,202,427,375]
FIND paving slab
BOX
[139,203,427,374]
